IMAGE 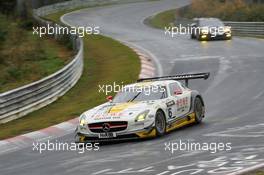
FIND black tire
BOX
[197,36,202,41]
[155,110,166,136]
[74,133,81,143]
[194,97,204,124]
[75,134,92,148]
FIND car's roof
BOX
[197,18,224,27]
[124,80,178,88]
[196,17,221,22]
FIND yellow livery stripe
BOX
[108,102,136,113]
[166,113,196,132]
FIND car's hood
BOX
[83,101,152,123]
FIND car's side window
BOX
[180,82,187,89]
[169,83,182,96]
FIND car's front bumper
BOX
[75,121,156,142]
[199,33,232,40]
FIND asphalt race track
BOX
[1,0,264,174]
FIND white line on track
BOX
[227,163,264,175]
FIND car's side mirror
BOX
[107,96,113,102]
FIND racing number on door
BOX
[168,107,173,118]
[167,97,188,119]
[166,100,176,119]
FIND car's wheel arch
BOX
[190,91,205,112]
[155,108,167,123]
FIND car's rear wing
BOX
[137,72,210,87]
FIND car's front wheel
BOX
[155,110,166,136]
[194,97,204,124]
[191,33,196,39]
[75,133,81,143]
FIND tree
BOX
[0,0,17,15]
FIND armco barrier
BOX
[0,6,84,124]
[223,21,264,37]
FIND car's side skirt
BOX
[135,112,196,138]
[166,113,196,132]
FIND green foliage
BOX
[179,0,264,22]
[7,67,23,79]
[58,34,74,50]
[0,55,4,65]
[0,14,8,42]
[19,18,35,30]
[0,14,73,93]
[0,29,7,41]
[0,0,16,15]
[0,0,16,13]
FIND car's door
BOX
[167,82,191,120]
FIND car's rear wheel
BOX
[194,97,204,124]
[155,110,166,136]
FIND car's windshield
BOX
[200,19,224,27]
[112,86,167,103]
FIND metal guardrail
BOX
[174,17,264,37]
[0,5,84,123]
[223,21,264,37]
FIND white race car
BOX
[75,73,210,142]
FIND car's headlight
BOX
[224,27,231,33]
[79,114,87,127]
[135,110,150,122]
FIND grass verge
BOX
[179,0,264,22]
[245,169,264,175]
[0,9,140,139]
[146,9,176,29]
